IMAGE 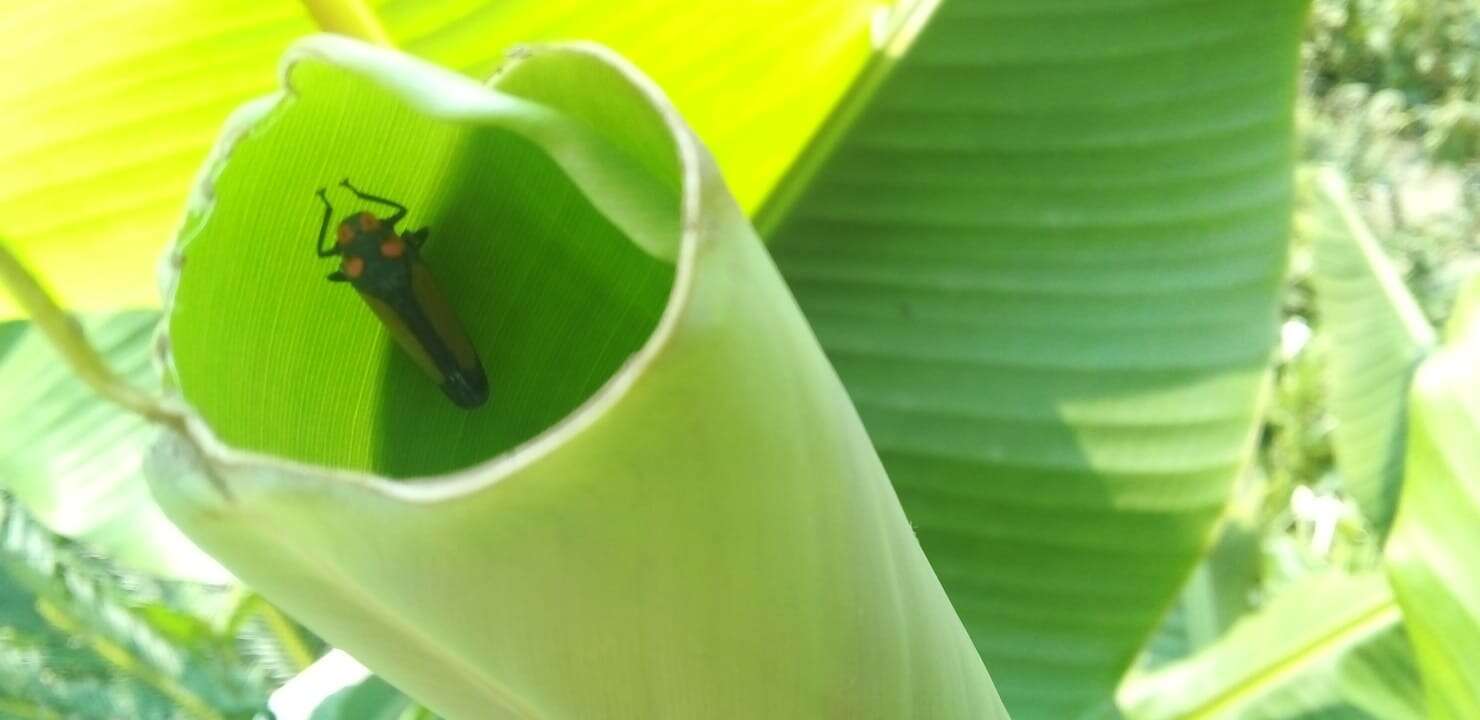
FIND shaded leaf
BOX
[767,1,1309,715]
[0,493,270,719]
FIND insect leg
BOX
[404,227,430,250]
[339,178,407,226]
[315,188,339,258]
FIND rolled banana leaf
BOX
[146,36,1006,719]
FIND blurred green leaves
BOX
[0,493,271,719]
[1306,0,1480,165]
[1253,165,1480,720]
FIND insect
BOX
[315,179,488,409]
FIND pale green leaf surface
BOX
[1384,276,1480,719]
[767,2,1308,716]
[0,311,227,583]
[1119,572,1423,720]
[147,38,1006,719]
[1309,168,1435,537]
[1,0,877,317]
[310,675,419,720]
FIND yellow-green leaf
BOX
[1119,572,1422,720]
[1,0,878,317]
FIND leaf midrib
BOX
[1188,596,1401,719]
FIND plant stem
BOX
[0,240,177,426]
[0,697,62,720]
[255,599,318,672]
[300,0,395,47]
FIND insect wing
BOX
[409,262,484,378]
[358,292,444,384]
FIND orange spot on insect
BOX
[380,238,405,258]
[337,224,354,245]
[358,213,378,231]
[342,256,365,279]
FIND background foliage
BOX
[1259,0,1479,597]
[1114,0,1480,716]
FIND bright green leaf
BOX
[1119,572,1423,720]
[146,37,1007,718]
[1384,275,1480,719]
[1309,168,1436,537]
[767,1,1309,716]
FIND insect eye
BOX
[342,256,365,279]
